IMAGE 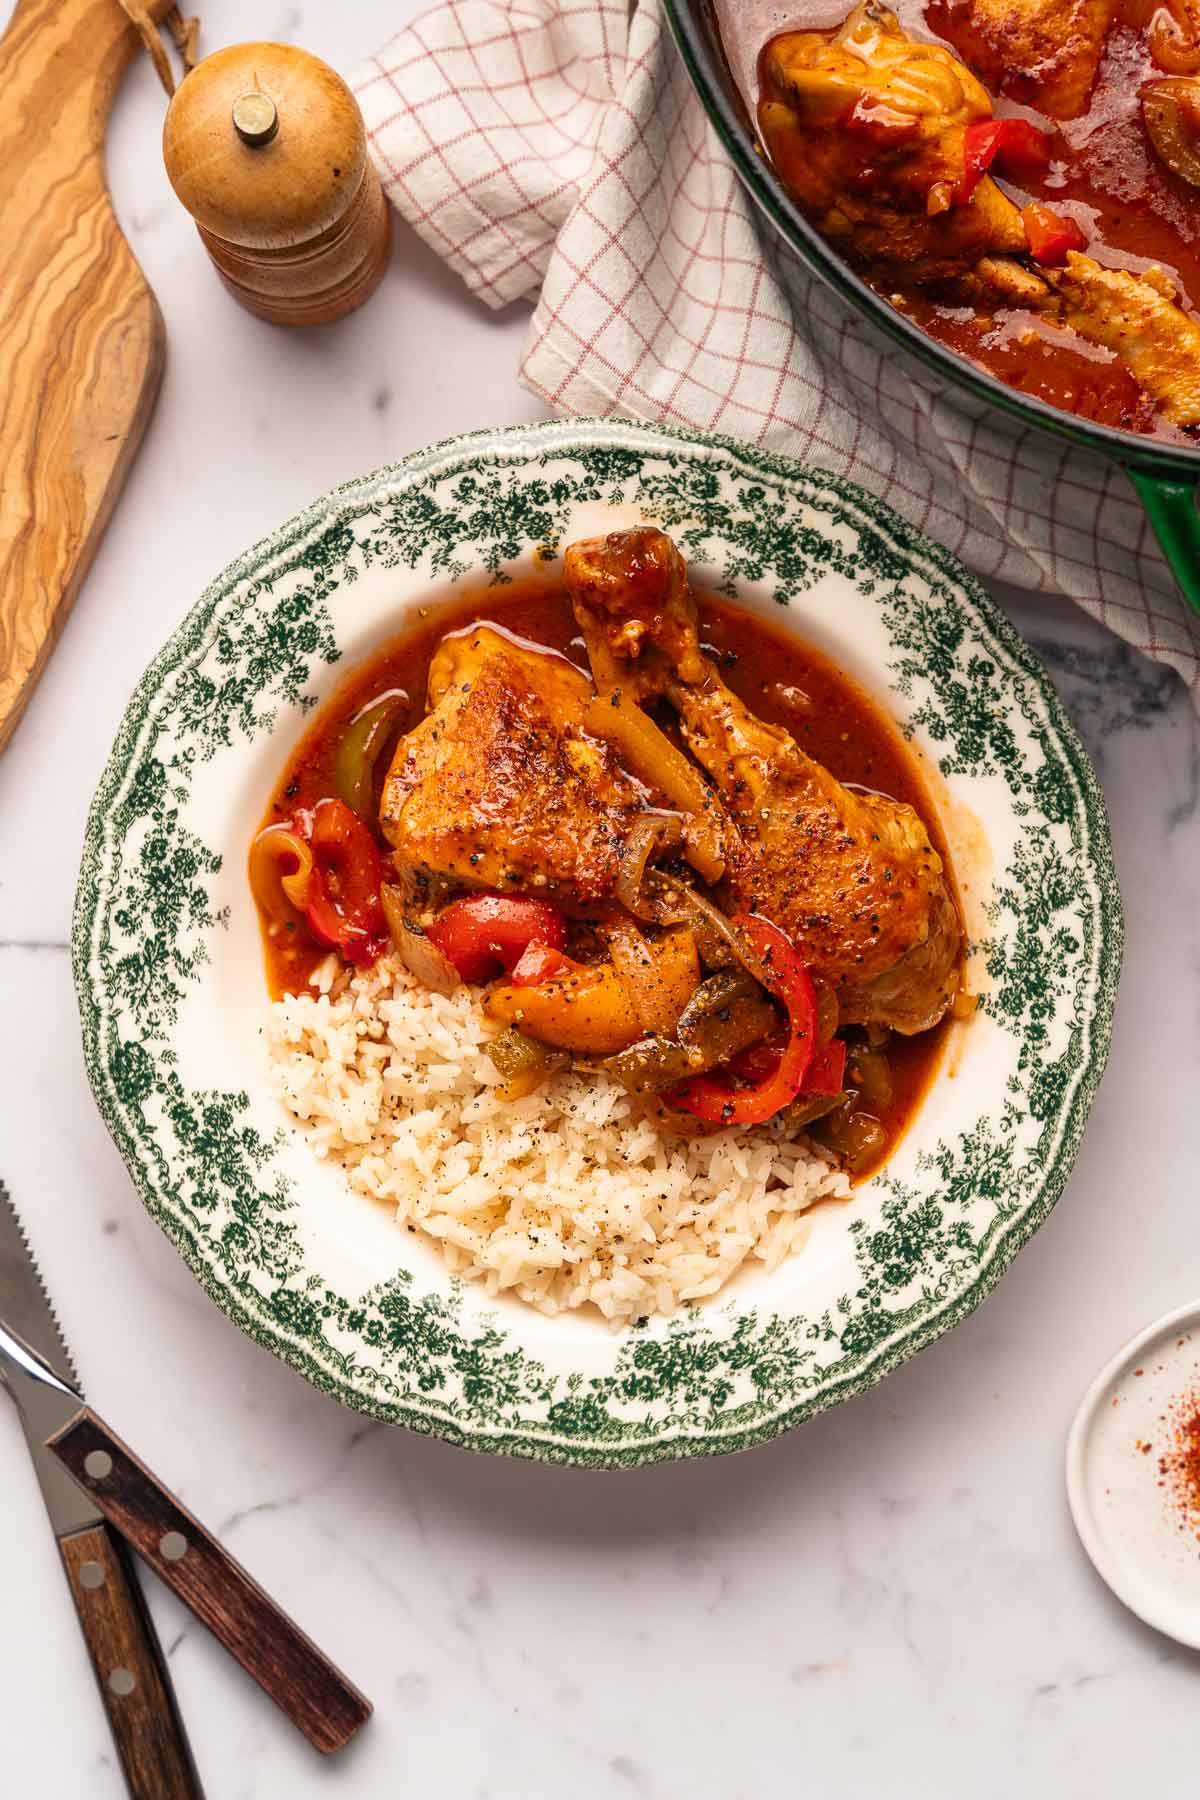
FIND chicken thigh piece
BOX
[758,1,1027,284]
[926,0,1116,119]
[564,530,963,1034]
[1048,255,1200,426]
[961,253,1200,428]
[379,625,653,904]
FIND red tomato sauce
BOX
[762,3,1200,440]
[254,579,952,1166]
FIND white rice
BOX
[266,952,850,1323]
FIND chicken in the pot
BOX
[961,253,1200,427]
[926,0,1117,118]
[757,0,1027,282]
[757,0,1200,432]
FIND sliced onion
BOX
[601,916,684,1038]
[389,862,458,928]
[585,691,725,883]
[815,985,839,1045]
[1142,76,1200,181]
[249,824,313,922]
[615,813,684,918]
[1147,7,1200,75]
[645,871,753,974]
[380,884,459,994]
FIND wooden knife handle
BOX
[60,1521,203,1800]
[49,1408,372,1754]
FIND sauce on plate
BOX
[255,577,953,1173]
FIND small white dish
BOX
[1067,1300,1200,1647]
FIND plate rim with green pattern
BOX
[72,417,1122,1469]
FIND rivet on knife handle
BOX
[60,1522,203,1800]
[48,1410,372,1755]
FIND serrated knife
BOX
[0,1182,371,1797]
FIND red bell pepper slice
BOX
[510,941,572,987]
[726,1025,847,1096]
[426,894,568,984]
[801,1035,848,1095]
[1021,201,1087,265]
[300,797,387,965]
[955,117,1052,205]
[666,914,818,1126]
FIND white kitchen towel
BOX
[353,0,1200,700]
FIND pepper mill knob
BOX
[162,41,391,327]
[231,92,279,148]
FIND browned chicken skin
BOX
[962,253,1200,427]
[758,1,1200,428]
[382,530,963,1034]
[565,529,963,1034]
[758,1,1027,283]
[1048,255,1200,425]
[927,0,1116,119]
[560,525,709,697]
[379,625,654,904]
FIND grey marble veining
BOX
[1030,634,1179,739]
[1,1,1200,1796]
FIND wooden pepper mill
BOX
[162,41,391,326]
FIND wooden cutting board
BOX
[0,0,174,752]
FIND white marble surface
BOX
[3,3,1200,1795]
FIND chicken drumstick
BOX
[564,527,963,1033]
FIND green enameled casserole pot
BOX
[663,0,1200,615]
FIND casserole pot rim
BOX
[662,0,1200,480]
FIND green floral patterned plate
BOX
[73,419,1121,1468]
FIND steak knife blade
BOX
[0,1176,79,1387]
[0,1180,98,1535]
